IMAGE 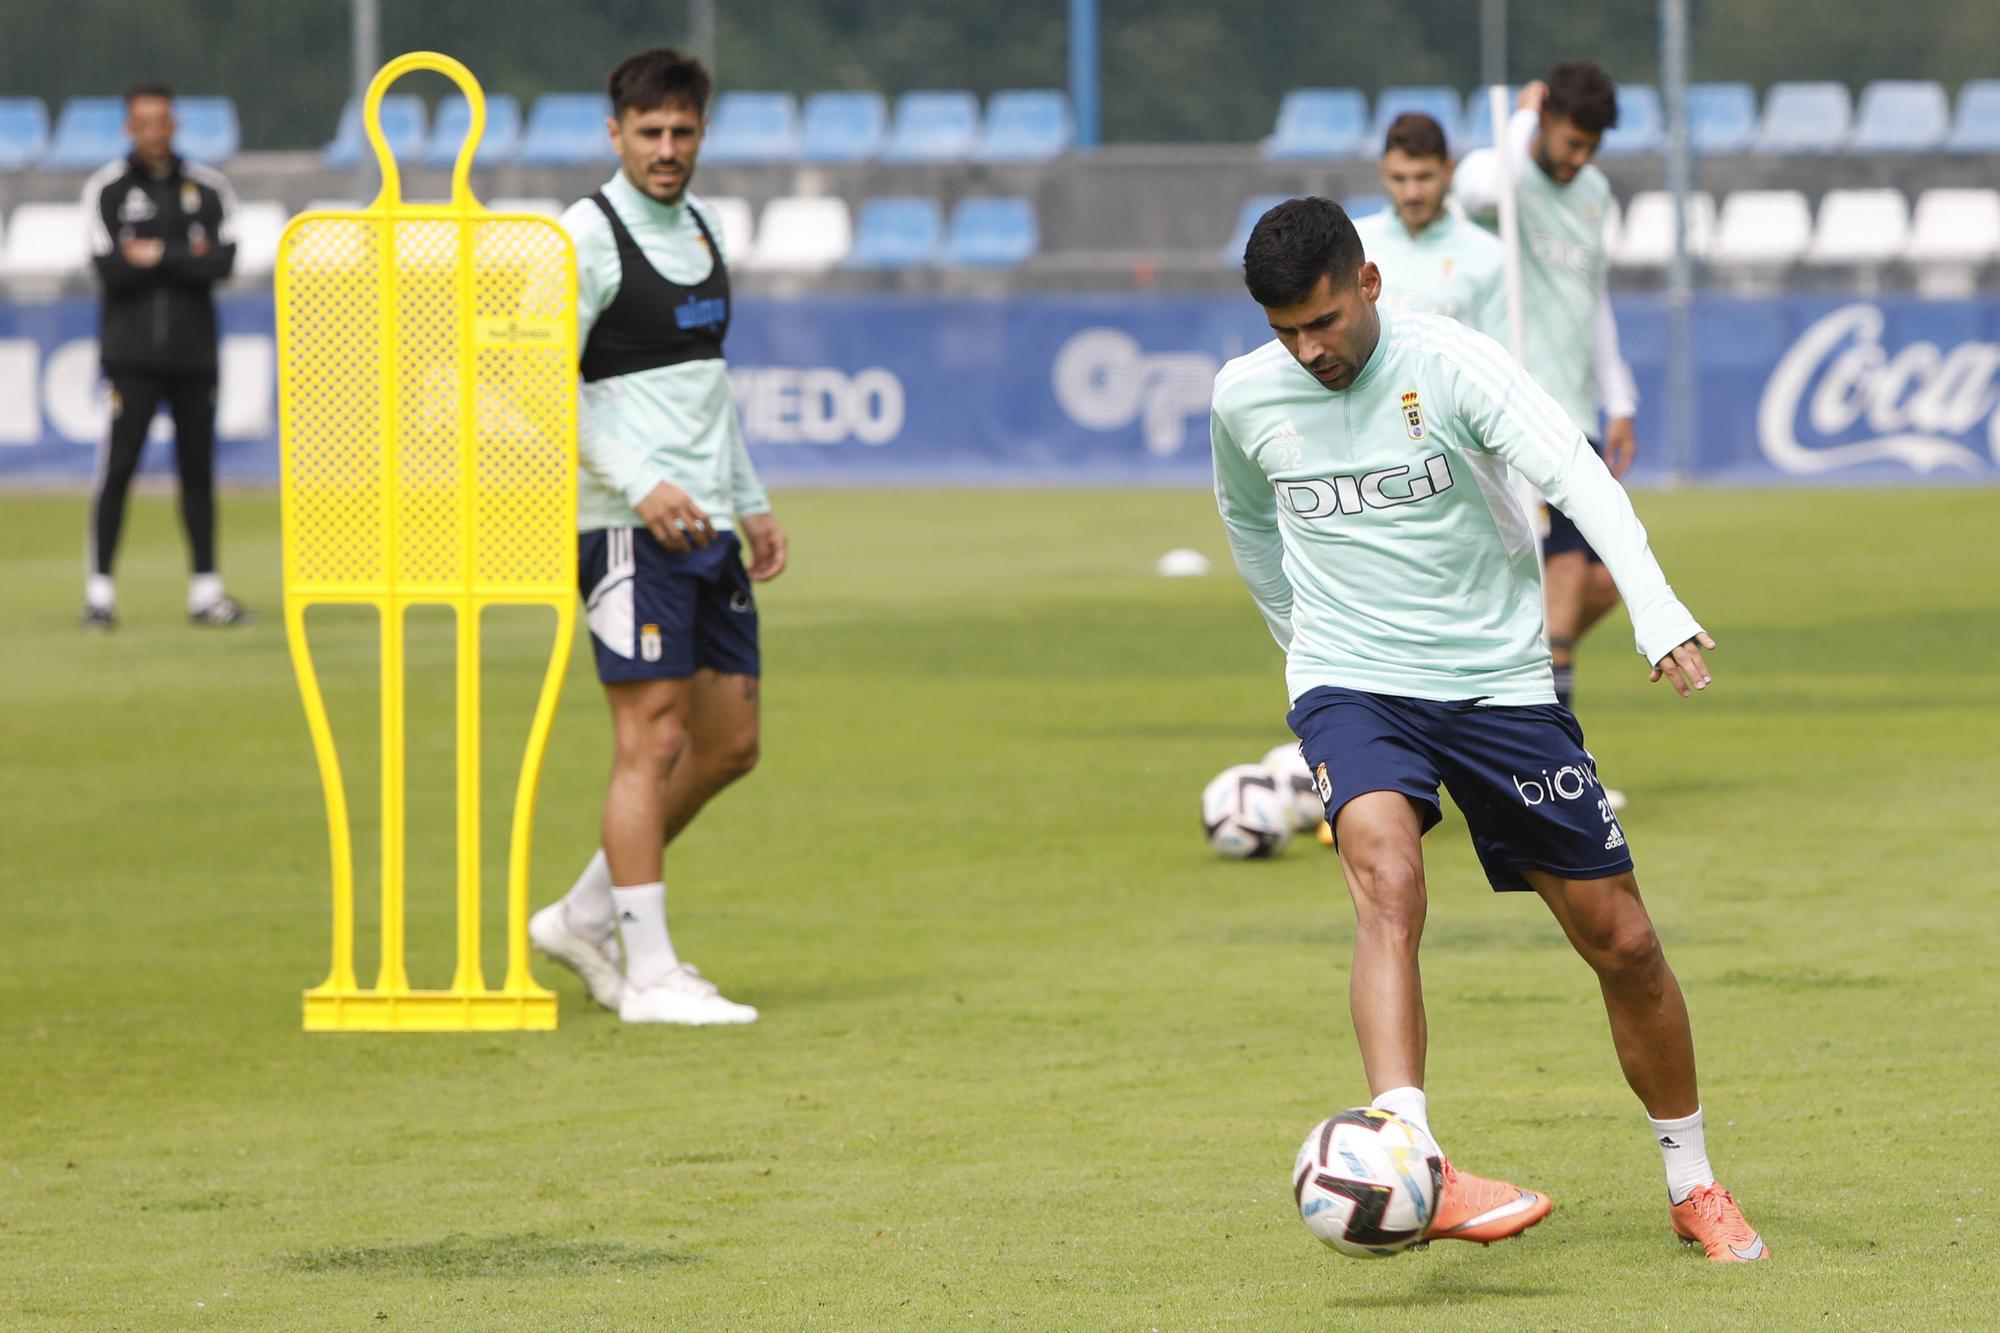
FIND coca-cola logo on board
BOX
[1758,304,1995,475]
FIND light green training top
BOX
[560,172,770,533]
[1210,308,1700,707]
[1456,111,1624,435]
[1352,209,1507,340]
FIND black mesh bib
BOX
[578,190,731,383]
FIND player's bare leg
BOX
[1581,563,1620,628]
[532,678,691,1009]
[1334,790,1551,1243]
[1528,868,1695,1114]
[1542,550,1592,696]
[656,669,761,845]
[595,672,756,1025]
[1333,791,1430,1094]
[1527,867,1766,1260]
[602,677,694,883]
[1544,555,1621,664]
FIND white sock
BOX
[188,571,224,613]
[1648,1106,1716,1204]
[1371,1085,1443,1157]
[560,850,616,943]
[610,882,679,989]
[87,574,116,610]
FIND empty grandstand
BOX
[5,78,1999,294]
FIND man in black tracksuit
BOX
[81,82,247,628]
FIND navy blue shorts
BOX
[1286,686,1634,893]
[579,527,760,683]
[1543,437,1604,563]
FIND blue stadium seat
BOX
[1222,194,1289,263]
[1599,84,1664,157]
[800,91,887,162]
[942,197,1036,266]
[1459,87,1518,153]
[1261,89,1368,158]
[1343,194,1386,220]
[883,91,980,162]
[173,96,239,163]
[1754,82,1851,154]
[846,197,945,268]
[1371,87,1463,151]
[322,95,427,169]
[42,98,127,171]
[975,90,1071,162]
[424,93,521,166]
[1687,83,1757,155]
[1851,81,1948,152]
[0,97,50,171]
[517,94,610,166]
[1944,80,2000,153]
[701,91,800,163]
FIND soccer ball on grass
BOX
[1200,763,1293,859]
[1259,741,1327,833]
[1292,1108,1442,1258]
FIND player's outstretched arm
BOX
[1650,633,1717,698]
[1442,328,1703,674]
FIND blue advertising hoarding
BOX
[2,292,1997,486]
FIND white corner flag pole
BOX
[1489,84,1551,601]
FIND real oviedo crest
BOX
[1401,391,1427,441]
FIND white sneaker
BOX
[1605,787,1629,814]
[618,963,758,1026]
[528,902,625,1011]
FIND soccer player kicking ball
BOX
[1211,198,1765,1262]
[528,48,788,1026]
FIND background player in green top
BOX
[1352,112,1506,340]
[1457,63,1639,788]
[1211,197,1766,1262]
[528,48,789,1026]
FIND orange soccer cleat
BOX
[1670,1183,1769,1262]
[1424,1159,1553,1244]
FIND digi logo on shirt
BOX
[1277,454,1456,520]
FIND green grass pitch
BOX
[0,486,1994,1329]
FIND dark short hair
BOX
[1544,60,1619,135]
[606,47,711,119]
[125,82,174,106]
[1382,111,1449,161]
[1242,196,1365,308]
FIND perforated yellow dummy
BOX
[276,53,578,1031]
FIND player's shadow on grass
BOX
[1332,1264,1561,1308]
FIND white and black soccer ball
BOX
[1260,741,1327,833]
[1200,764,1294,859]
[1292,1108,1442,1259]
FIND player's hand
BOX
[122,238,164,267]
[635,482,713,553]
[1517,81,1549,112]
[1649,633,1717,698]
[1604,417,1638,479]
[740,511,789,582]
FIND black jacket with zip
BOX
[82,152,238,377]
